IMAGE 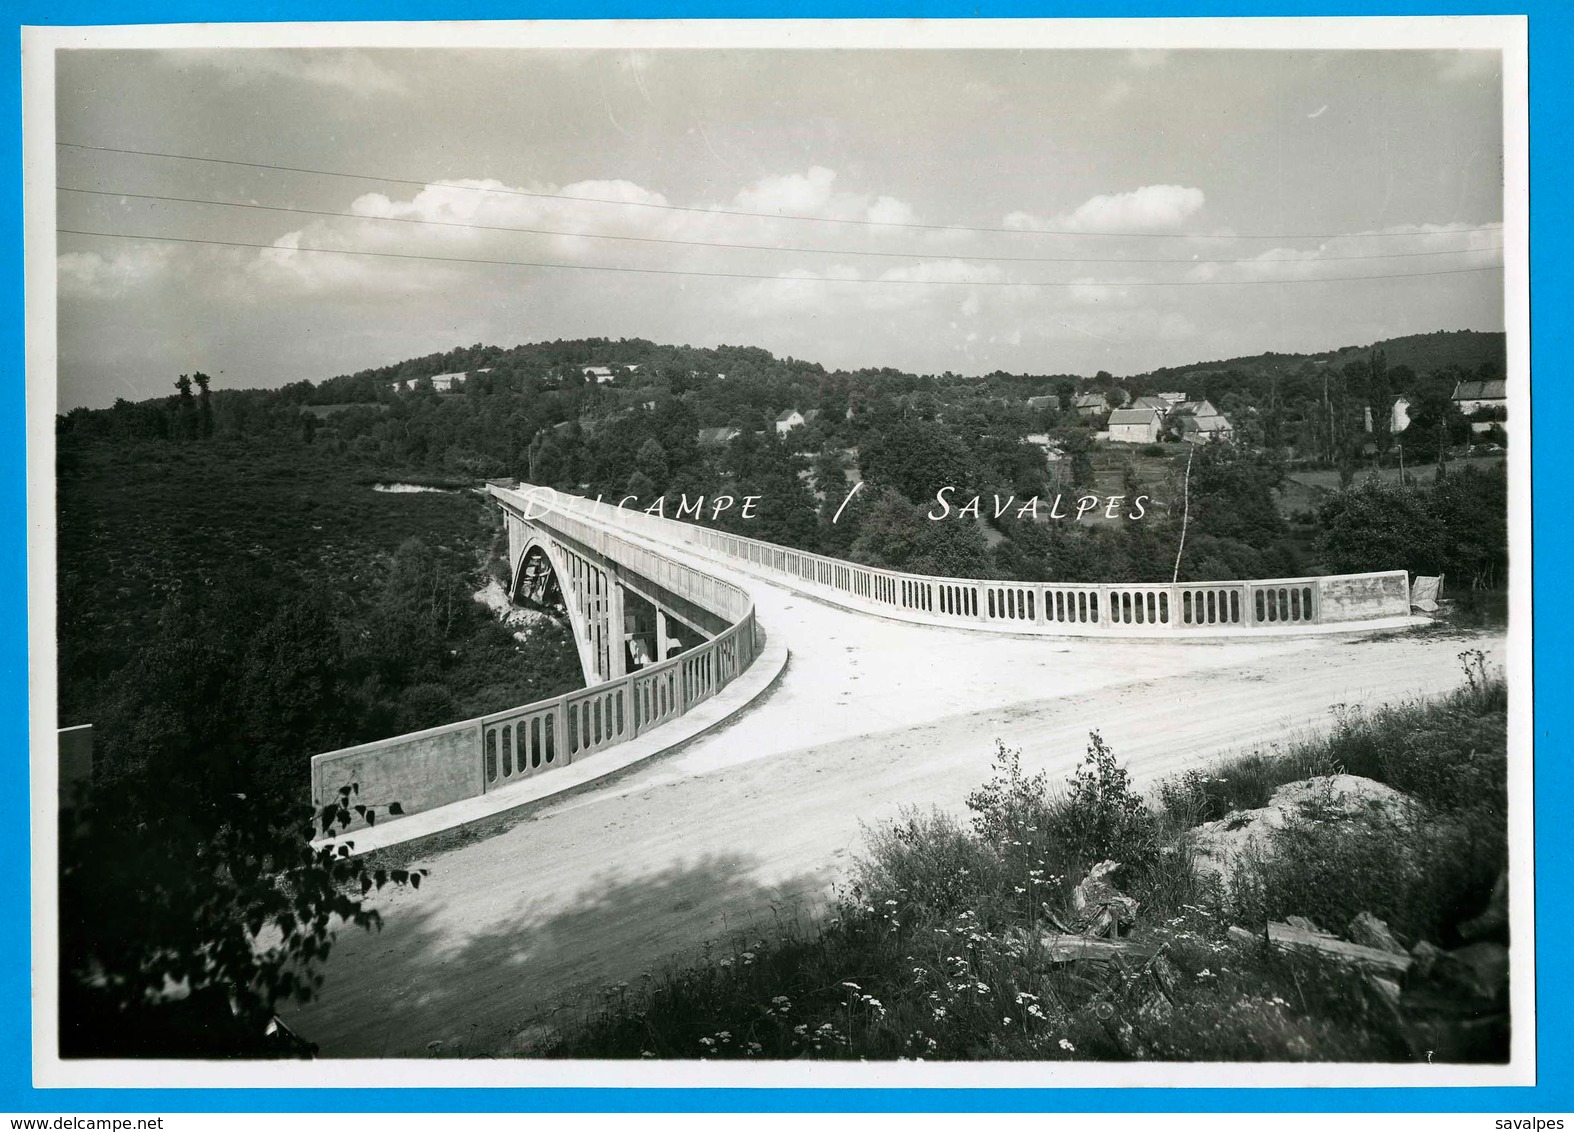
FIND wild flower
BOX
[699,1036,716,1047]
[1059,1038,1076,1052]
[1197,968,1215,979]
[842,981,862,991]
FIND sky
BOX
[53,45,1505,409]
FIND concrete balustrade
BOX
[310,490,761,830]
[311,483,1415,833]
[514,483,1413,638]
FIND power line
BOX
[56,227,1508,288]
[56,141,1506,243]
[56,185,1505,266]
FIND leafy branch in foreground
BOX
[60,780,425,1058]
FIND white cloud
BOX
[1005,184,1207,234]
[57,243,180,298]
[1182,221,1504,284]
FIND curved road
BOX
[283,546,1501,1057]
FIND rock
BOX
[1286,915,1329,935]
[1410,939,1445,980]
[1227,925,1261,946]
[1366,974,1403,1010]
[1071,860,1139,938]
[1348,912,1407,955]
[1432,942,1509,1001]
[1149,953,1182,1000]
[1181,775,1419,887]
[1459,869,1509,942]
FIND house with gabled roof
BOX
[775,409,806,436]
[1107,407,1164,444]
[1451,379,1508,415]
[1073,392,1109,417]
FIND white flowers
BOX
[1059,1038,1076,1052]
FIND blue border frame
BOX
[5,2,1566,1113]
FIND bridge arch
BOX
[507,529,601,688]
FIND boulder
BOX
[1431,942,1510,1002]
[1459,869,1509,943]
[1348,912,1407,955]
[1182,775,1418,886]
[1410,939,1445,980]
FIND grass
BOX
[1276,454,1507,519]
[534,658,1507,1063]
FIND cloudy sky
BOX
[53,45,1504,408]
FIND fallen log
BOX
[1267,920,1413,976]
[1038,933,1160,964]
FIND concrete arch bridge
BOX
[289,482,1482,1057]
[311,481,1415,839]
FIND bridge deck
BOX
[282,518,1501,1057]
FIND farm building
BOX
[1107,407,1164,444]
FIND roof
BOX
[1108,408,1162,426]
[1451,380,1507,401]
[697,426,739,443]
[1073,392,1108,408]
[775,409,804,422]
[1178,413,1232,433]
[1025,395,1057,409]
[1131,395,1171,412]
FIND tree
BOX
[1403,390,1470,465]
[194,372,215,439]
[634,437,669,487]
[60,778,423,1057]
[1313,476,1445,576]
[172,374,197,442]
[858,419,981,505]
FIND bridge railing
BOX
[310,497,761,832]
[515,484,1411,634]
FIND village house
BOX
[1107,407,1164,444]
[1451,379,1508,415]
[582,364,641,384]
[1392,396,1413,433]
[774,409,806,436]
[1026,394,1058,412]
[1175,412,1234,444]
[1073,392,1109,418]
[390,370,466,393]
[697,426,741,446]
[1130,394,1173,414]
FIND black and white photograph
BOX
[27,17,1531,1087]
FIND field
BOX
[1278,455,1508,519]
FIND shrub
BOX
[1056,731,1161,872]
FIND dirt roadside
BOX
[282,603,1502,1058]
